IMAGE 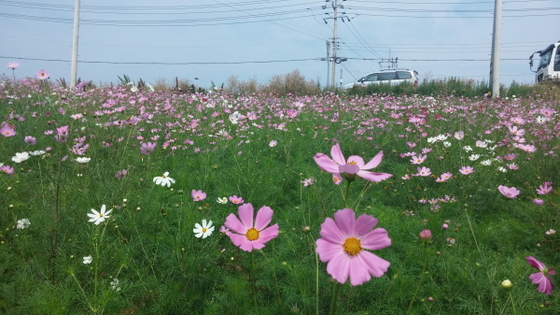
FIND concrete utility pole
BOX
[326,40,330,88]
[330,0,339,88]
[70,0,81,88]
[490,0,502,98]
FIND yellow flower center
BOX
[348,160,357,165]
[162,174,167,178]
[343,237,362,256]
[246,227,260,241]
[202,228,207,233]
[98,213,104,218]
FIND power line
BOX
[0,56,322,65]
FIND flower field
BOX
[1,72,560,314]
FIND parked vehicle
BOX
[529,41,560,83]
[343,69,419,89]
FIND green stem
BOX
[328,282,341,315]
[249,252,259,315]
[509,291,517,315]
[343,180,352,208]
[406,244,428,315]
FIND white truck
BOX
[529,41,560,83]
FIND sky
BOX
[1,0,559,88]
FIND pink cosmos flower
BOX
[224,203,279,252]
[0,122,16,137]
[526,256,555,295]
[536,182,553,195]
[316,208,391,286]
[0,165,14,176]
[229,195,244,204]
[140,142,156,155]
[313,143,392,183]
[533,198,544,205]
[435,172,453,182]
[191,190,207,201]
[24,136,37,145]
[410,154,427,165]
[35,69,49,80]
[413,166,431,177]
[6,62,19,69]
[498,185,520,199]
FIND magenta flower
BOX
[313,143,392,182]
[191,189,207,201]
[224,203,279,252]
[526,256,555,295]
[229,195,244,204]
[533,198,544,205]
[536,182,553,195]
[498,185,520,199]
[35,69,49,80]
[0,122,16,137]
[0,165,14,176]
[140,142,156,155]
[24,136,37,145]
[316,208,391,286]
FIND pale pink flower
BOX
[0,122,16,137]
[314,143,392,183]
[413,166,431,177]
[498,185,520,199]
[459,166,474,175]
[35,69,49,80]
[316,208,391,286]
[410,154,427,165]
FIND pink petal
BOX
[314,153,339,173]
[224,213,247,234]
[339,163,360,174]
[354,214,378,237]
[257,223,279,243]
[526,256,546,271]
[360,250,391,278]
[326,251,351,284]
[360,228,391,250]
[333,208,356,237]
[346,155,365,167]
[529,272,554,295]
[254,206,273,230]
[316,238,343,262]
[357,170,392,182]
[319,217,346,244]
[228,233,248,248]
[349,255,373,286]
[330,143,346,165]
[363,151,383,170]
[237,203,254,228]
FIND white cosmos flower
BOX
[75,157,91,163]
[468,154,480,161]
[193,219,215,239]
[16,218,31,229]
[83,256,92,264]
[480,159,492,166]
[87,204,113,225]
[216,197,228,204]
[29,150,46,156]
[12,152,30,163]
[153,172,175,187]
[463,145,473,152]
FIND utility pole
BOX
[70,0,81,88]
[324,0,347,88]
[330,0,338,88]
[490,0,502,98]
[326,40,330,88]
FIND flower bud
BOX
[501,279,513,289]
[419,229,432,241]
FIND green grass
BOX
[0,78,559,314]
